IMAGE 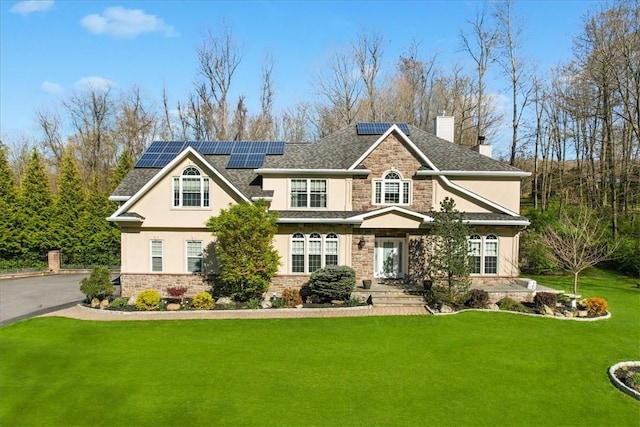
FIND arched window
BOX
[290,232,340,273]
[484,235,498,274]
[467,234,499,275]
[173,166,210,208]
[468,234,482,274]
[291,233,305,273]
[374,170,411,205]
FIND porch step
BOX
[353,286,425,308]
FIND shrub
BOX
[534,292,558,311]
[167,286,188,301]
[271,297,283,308]
[348,296,361,307]
[135,290,161,311]
[222,301,237,310]
[192,292,214,310]
[498,297,527,313]
[281,288,302,307]
[466,289,489,308]
[582,297,608,316]
[109,297,128,309]
[80,266,114,301]
[307,265,356,303]
[247,298,261,309]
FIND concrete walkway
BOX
[40,304,429,321]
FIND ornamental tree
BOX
[427,197,472,306]
[207,199,280,301]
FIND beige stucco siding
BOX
[468,227,521,277]
[120,229,214,274]
[126,157,242,228]
[432,179,492,213]
[263,176,351,211]
[449,178,521,213]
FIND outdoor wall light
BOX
[358,236,366,250]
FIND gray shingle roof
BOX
[275,210,528,224]
[112,123,524,199]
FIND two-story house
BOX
[108,119,530,298]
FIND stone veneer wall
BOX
[120,273,210,298]
[351,134,432,212]
[268,275,311,296]
[351,232,375,282]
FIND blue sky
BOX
[1,0,601,155]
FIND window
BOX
[290,179,327,208]
[173,167,210,208]
[468,234,498,275]
[291,233,305,273]
[290,232,339,273]
[186,240,203,273]
[151,240,163,272]
[374,171,411,205]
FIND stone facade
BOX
[351,232,375,282]
[352,134,432,212]
[120,273,210,298]
[268,275,311,296]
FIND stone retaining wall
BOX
[120,273,210,298]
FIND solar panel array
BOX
[134,140,285,169]
[356,122,410,136]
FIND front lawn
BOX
[1,268,638,426]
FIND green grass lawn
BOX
[1,268,639,427]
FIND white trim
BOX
[251,196,273,202]
[374,237,405,279]
[347,124,520,217]
[465,219,530,226]
[105,216,144,223]
[372,169,412,206]
[289,231,340,274]
[150,239,163,273]
[416,170,531,178]
[109,147,249,220]
[349,206,434,223]
[289,178,327,209]
[108,195,131,202]
[185,240,203,274]
[256,168,370,176]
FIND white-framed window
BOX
[290,232,339,273]
[290,179,327,208]
[373,171,411,205]
[186,240,203,273]
[151,240,163,272]
[173,166,210,208]
[468,234,498,275]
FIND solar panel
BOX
[145,141,165,153]
[226,153,248,168]
[249,141,268,153]
[266,141,285,154]
[246,153,266,168]
[134,153,160,168]
[163,141,186,153]
[356,122,410,136]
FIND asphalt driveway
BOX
[0,274,90,326]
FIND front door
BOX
[374,238,404,279]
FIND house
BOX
[108,118,531,298]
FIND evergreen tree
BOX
[78,174,120,266]
[17,149,54,263]
[53,149,85,265]
[428,197,473,306]
[0,144,20,260]
[110,150,134,192]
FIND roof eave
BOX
[416,170,531,178]
[256,168,370,176]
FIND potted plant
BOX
[362,279,372,290]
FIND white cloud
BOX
[74,76,116,92]
[41,81,63,94]
[80,6,176,38]
[10,0,54,14]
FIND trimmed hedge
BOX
[307,265,356,303]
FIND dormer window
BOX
[173,166,210,208]
[373,171,411,205]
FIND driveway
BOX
[0,274,90,326]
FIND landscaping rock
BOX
[488,303,500,311]
[563,311,574,318]
[166,303,181,311]
[217,297,233,305]
[331,300,344,305]
[261,299,272,309]
[543,304,555,316]
[440,304,454,313]
[127,296,136,305]
[578,310,588,317]
[91,298,100,308]
[295,304,303,309]
[554,312,565,318]
[99,299,109,309]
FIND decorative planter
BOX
[362,279,372,290]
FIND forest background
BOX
[0,1,637,276]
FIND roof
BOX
[111,123,526,204]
